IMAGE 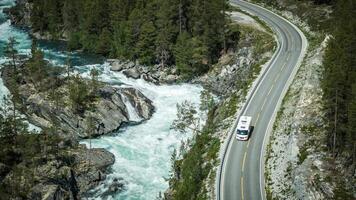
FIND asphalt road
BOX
[218,1,308,200]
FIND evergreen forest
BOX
[29,0,239,78]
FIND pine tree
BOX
[174,32,193,77]
[136,21,157,65]
[27,48,48,90]
[155,0,179,67]
[96,28,112,56]
[348,83,356,162]
[44,0,63,37]
[321,0,356,157]
[68,75,90,114]
[31,0,47,33]
[90,67,100,95]
[4,37,19,74]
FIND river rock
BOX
[111,61,125,72]
[123,68,141,79]
[142,74,159,85]
[163,74,179,84]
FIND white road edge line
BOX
[241,177,244,200]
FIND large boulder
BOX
[110,60,125,72]
[123,68,141,79]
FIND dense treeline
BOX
[28,0,239,78]
[321,0,356,160]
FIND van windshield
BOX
[237,130,248,135]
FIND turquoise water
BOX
[0,1,204,199]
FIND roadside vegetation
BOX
[164,9,276,200]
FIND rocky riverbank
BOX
[108,59,180,85]
[1,63,154,139]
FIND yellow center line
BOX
[267,85,274,96]
[260,98,268,112]
[281,62,288,70]
[281,54,291,70]
[255,112,261,124]
[241,177,245,200]
[274,75,278,83]
[242,152,247,172]
[247,139,251,148]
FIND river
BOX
[0,0,204,199]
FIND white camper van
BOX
[236,116,252,141]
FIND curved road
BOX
[218,1,307,200]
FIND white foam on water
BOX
[0,20,32,55]
[80,64,205,200]
[120,93,142,122]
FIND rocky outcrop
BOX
[1,66,155,139]
[194,30,273,97]
[2,140,117,200]
[195,47,254,96]
[108,59,179,85]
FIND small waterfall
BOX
[120,93,142,122]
